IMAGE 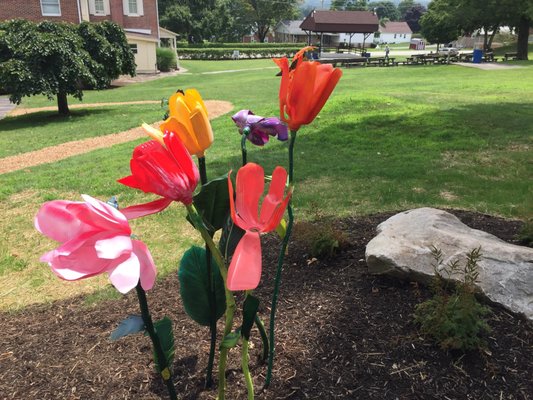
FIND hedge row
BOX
[176,42,306,49]
[177,47,302,60]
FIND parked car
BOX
[438,47,459,56]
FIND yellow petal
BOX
[160,116,201,156]
[189,105,214,156]
[184,89,208,116]
[168,91,190,117]
[141,123,164,145]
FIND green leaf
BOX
[220,328,241,349]
[275,218,287,240]
[152,317,175,373]
[110,315,145,341]
[218,214,245,260]
[178,246,226,326]
[192,174,230,234]
[241,295,260,341]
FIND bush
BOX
[293,220,348,259]
[414,247,491,351]
[177,46,302,60]
[157,47,177,72]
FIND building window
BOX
[94,0,105,14]
[41,0,61,16]
[89,0,110,15]
[124,0,143,16]
[129,44,138,54]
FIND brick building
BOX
[0,0,171,73]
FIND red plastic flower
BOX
[273,46,343,131]
[227,163,292,291]
[35,195,156,294]
[118,131,199,219]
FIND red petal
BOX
[226,231,262,291]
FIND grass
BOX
[0,58,532,310]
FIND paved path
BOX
[453,62,524,70]
[0,96,16,120]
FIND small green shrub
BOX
[156,47,177,72]
[414,246,491,351]
[293,220,348,259]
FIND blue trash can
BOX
[473,49,483,63]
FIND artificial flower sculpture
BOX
[143,89,213,158]
[273,46,343,131]
[231,110,288,146]
[35,194,156,294]
[227,163,292,291]
[118,130,200,219]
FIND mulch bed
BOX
[1,210,531,400]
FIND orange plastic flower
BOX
[273,47,342,131]
[144,89,214,158]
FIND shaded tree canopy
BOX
[0,19,135,114]
[419,0,459,49]
[368,1,400,21]
[404,4,426,33]
[158,0,299,43]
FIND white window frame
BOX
[124,0,144,17]
[40,0,61,16]
[89,0,110,16]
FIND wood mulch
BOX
[0,210,531,399]
[0,100,233,175]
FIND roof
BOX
[379,21,412,34]
[159,26,179,39]
[300,10,379,34]
[276,20,306,35]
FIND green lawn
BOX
[0,58,531,309]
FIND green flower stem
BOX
[135,284,177,400]
[265,129,297,388]
[198,156,217,388]
[242,337,254,400]
[185,203,236,400]
[198,156,208,185]
[241,129,249,166]
[254,314,269,362]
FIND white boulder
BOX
[365,208,533,321]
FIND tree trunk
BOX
[487,25,498,51]
[57,92,70,115]
[516,15,530,60]
[257,26,268,43]
[482,28,489,52]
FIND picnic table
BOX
[458,52,474,62]
[365,57,397,67]
[504,52,518,61]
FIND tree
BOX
[331,0,368,11]
[0,19,135,115]
[404,4,426,33]
[368,1,400,21]
[236,0,300,43]
[419,0,459,50]
[398,0,415,20]
[77,21,136,88]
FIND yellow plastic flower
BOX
[143,89,214,158]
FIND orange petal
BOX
[226,231,262,291]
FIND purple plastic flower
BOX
[232,110,288,146]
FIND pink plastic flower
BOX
[35,195,157,294]
[227,163,291,291]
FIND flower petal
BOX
[227,231,262,291]
[95,235,132,259]
[259,166,288,228]
[121,198,173,220]
[108,253,141,294]
[133,240,157,291]
[35,200,86,243]
[235,163,264,229]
